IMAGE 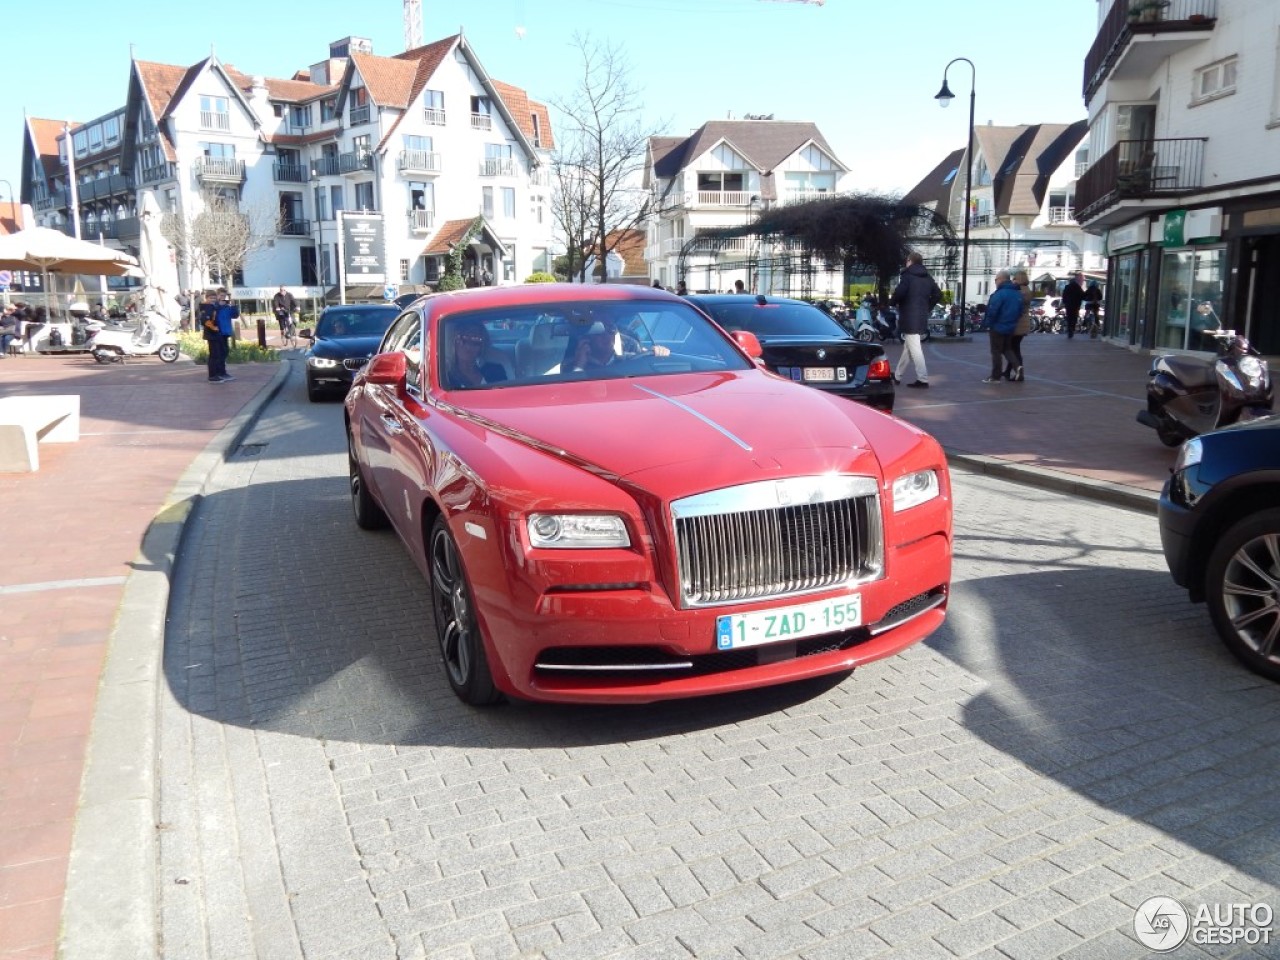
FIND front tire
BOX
[159,343,180,363]
[348,430,388,530]
[855,329,874,343]
[1205,508,1280,682]
[429,515,501,706]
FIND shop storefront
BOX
[1152,208,1225,352]
[1104,218,1149,346]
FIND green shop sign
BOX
[1162,210,1186,247]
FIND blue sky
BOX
[1,0,1098,207]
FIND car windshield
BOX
[435,300,753,390]
[317,307,399,339]
[697,300,850,338]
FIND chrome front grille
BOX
[672,476,883,607]
[343,357,370,371]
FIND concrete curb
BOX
[59,359,292,960]
[945,450,1161,515]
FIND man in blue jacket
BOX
[201,288,240,382]
[982,270,1024,383]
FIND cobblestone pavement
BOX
[155,365,1280,960]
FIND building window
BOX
[290,104,311,129]
[409,181,434,212]
[404,134,433,152]
[531,113,542,147]
[399,259,410,283]
[1157,246,1225,350]
[330,184,344,217]
[1193,56,1238,105]
[354,181,375,210]
[696,172,745,193]
[72,129,88,158]
[200,95,230,130]
[482,186,494,219]
[424,89,445,124]
[103,115,120,146]
[201,142,236,160]
[320,98,337,122]
[502,187,515,219]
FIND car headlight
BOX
[528,513,631,549]
[1173,436,1202,474]
[308,356,339,369]
[892,470,940,511]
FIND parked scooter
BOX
[87,310,181,363]
[850,304,898,343]
[1136,321,1273,446]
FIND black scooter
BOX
[1136,323,1273,446]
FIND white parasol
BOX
[138,193,180,326]
[0,226,139,313]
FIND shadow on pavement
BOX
[929,568,1280,888]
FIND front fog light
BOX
[892,470,940,511]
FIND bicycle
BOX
[278,310,299,348]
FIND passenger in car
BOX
[444,318,508,388]
[568,318,671,372]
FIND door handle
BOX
[380,414,403,435]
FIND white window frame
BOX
[1192,55,1238,106]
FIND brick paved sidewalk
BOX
[0,354,281,960]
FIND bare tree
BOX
[551,33,666,282]
[162,191,279,291]
[549,146,595,282]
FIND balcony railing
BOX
[339,150,373,175]
[138,162,177,185]
[78,174,133,201]
[479,158,515,177]
[349,104,371,126]
[273,163,309,183]
[470,113,492,131]
[194,157,246,183]
[407,210,435,233]
[311,156,341,177]
[398,150,441,175]
[1075,137,1207,222]
[279,219,310,237]
[782,190,829,205]
[692,191,752,207]
[200,110,230,131]
[1083,0,1217,103]
[424,107,446,125]
[81,220,119,239]
[113,216,140,240]
[1047,206,1075,224]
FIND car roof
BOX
[406,282,684,315]
[685,294,812,306]
[322,304,399,313]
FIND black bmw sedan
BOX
[1158,414,1280,681]
[304,304,402,401]
[686,295,894,411]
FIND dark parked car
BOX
[304,304,402,401]
[686,295,894,411]
[1158,415,1280,680]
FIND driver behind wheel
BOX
[569,315,670,372]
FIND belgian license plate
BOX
[716,595,862,650]
[803,367,836,382]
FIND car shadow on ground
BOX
[928,569,1280,889]
[161,477,850,749]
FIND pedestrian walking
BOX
[1061,271,1085,339]
[676,279,688,296]
[1004,269,1033,380]
[982,270,1024,383]
[201,289,239,382]
[889,251,941,389]
[272,285,297,341]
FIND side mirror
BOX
[364,351,407,385]
[731,329,763,359]
[298,328,314,341]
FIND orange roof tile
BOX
[423,218,478,256]
[376,35,458,152]
[0,201,22,235]
[28,118,70,175]
[349,52,419,109]
[491,80,553,149]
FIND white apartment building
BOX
[643,120,850,297]
[19,32,555,303]
[1076,0,1280,352]
[903,122,1104,304]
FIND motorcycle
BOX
[88,311,181,364]
[849,305,898,343]
[1136,323,1273,446]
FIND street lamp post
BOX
[935,57,976,338]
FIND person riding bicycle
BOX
[1082,280,1103,338]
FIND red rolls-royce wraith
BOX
[345,283,952,705]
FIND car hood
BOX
[450,370,895,486]
[311,335,384,359]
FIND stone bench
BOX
[0,395,81,472]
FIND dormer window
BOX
[200,96,230,131]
